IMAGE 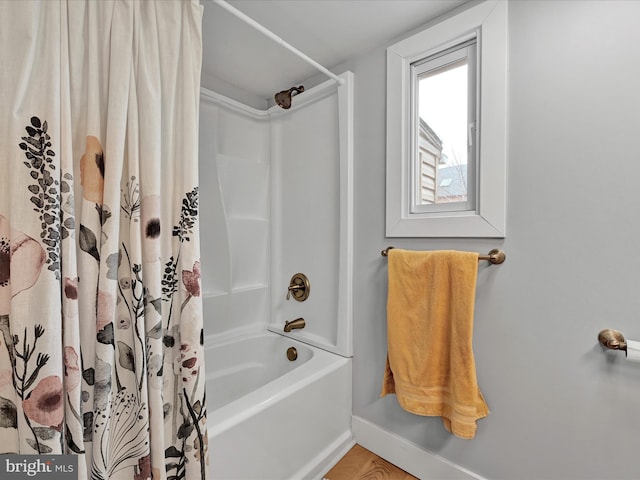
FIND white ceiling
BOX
[201,0,469,106]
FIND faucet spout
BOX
[284,317,305,332]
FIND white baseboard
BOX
[303,430,355,480]
[352,416,487,480]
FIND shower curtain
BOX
[0,1,209,479]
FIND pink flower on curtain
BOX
[22,375,64,429]
[133,454,151,480]
[176,343,199,382]
[63,277,78,300]
[79,136,104,204]
[182,261,200,297]
[63,346,80,391]
[96,290,115,331]
[0,369,12,390]
[0,214,46,316]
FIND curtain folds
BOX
[0,1,208,479]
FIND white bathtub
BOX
[206,332,353,480]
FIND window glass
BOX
[411,40,476,214]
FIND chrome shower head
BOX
[274,85,304,109]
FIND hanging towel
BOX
[381,249,489,439]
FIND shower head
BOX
[274,85,304,109]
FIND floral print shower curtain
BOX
[0,1,209,479]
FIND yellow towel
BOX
[381,249,489,439]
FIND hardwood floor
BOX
[323,444,418,480]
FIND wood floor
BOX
[323,444,418,480]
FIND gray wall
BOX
[350,1,640,479]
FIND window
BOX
[411,38,476,214]
[386,1,507,237]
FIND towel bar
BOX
[598,329,640,364]
[598,329,627,351]
[380,247,506,265]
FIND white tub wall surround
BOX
[199,90,271,338]
[199,72,354,351]
[269,72,354,357]
[199,73,354,478]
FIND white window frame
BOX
[386,0,507,237]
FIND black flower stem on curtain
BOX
[120,243,146,394]
[19,337,41,453]
[180,294,192,314]
[14,325,49,453]
[183,388,205,480]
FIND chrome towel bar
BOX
[381,247,506,265]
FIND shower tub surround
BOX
[199,72,354,478]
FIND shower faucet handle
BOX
[286,273,310,302]
[286,284,305,300]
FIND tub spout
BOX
[284,317,305,332]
